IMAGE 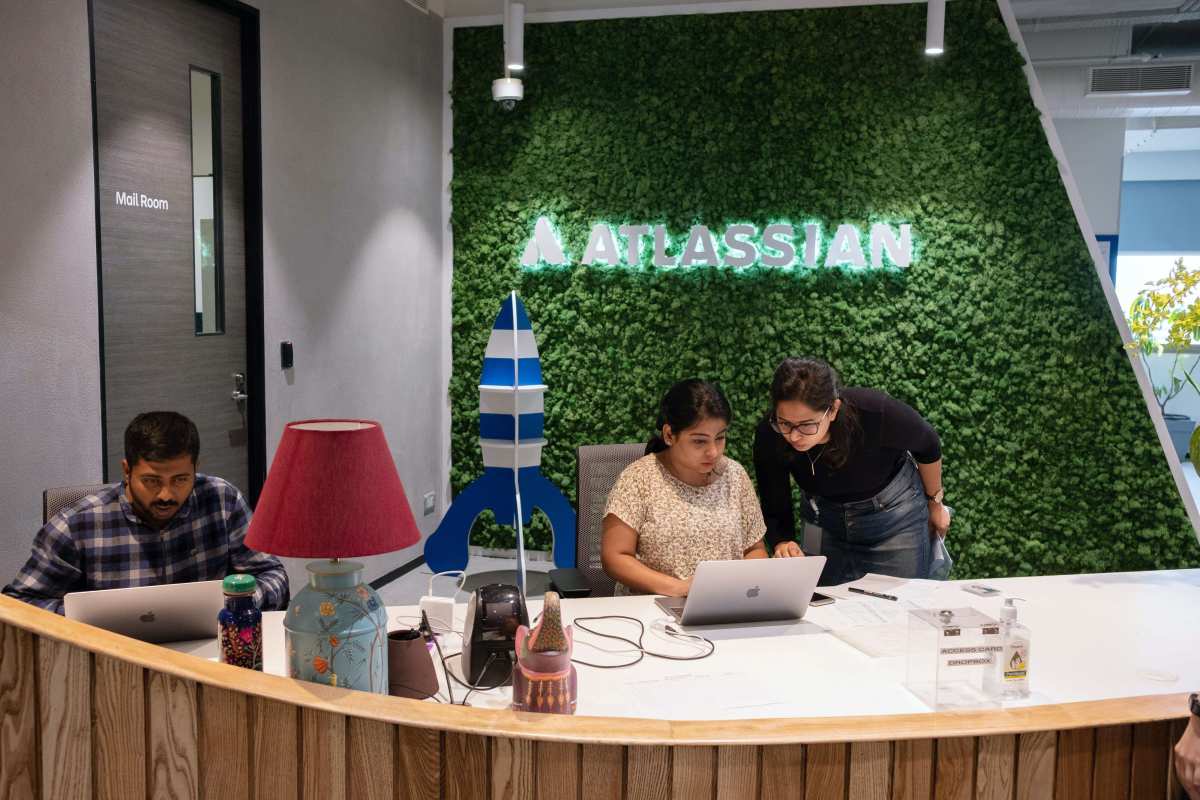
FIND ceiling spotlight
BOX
[925,0,945,56]
[505,1,525,71]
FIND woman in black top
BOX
[753,357,951,585]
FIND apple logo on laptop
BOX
[140,611,156,623]
[746,585,760,599]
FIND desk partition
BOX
[0,593,1190,799]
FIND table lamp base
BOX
[284,560,388,694]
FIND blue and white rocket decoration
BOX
[424,292,577,590]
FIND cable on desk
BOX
[426,615,457,706]
[569,615,715,669]
[440,651,515,706]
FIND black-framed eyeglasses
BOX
[769,407,830,437]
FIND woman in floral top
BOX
[601,379,769,596]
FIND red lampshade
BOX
[245,419,421,558]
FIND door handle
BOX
[231,372,248,404]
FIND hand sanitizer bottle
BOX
[986,598,1031,699]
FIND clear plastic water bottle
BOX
[218,574,262,670]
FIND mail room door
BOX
[93,0,262,496]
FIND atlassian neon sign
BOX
[519,217,914,270]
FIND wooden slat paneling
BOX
[1054,727,1095,800]
[1014,730,1054,800]
[628,746,671,800]
[492,736,535,800]
[36,637,90,799]
[761,744,804,800]
[0,624,38,800]
[672,746,714,800]
[1056,724,1094,800]
[148,672,199,799]
[804,742,847,800]
[200,686,248,800]
[975,735,1015,800]
[848,741,890,800]
[1092,725,1131,800]
[251,697,297,800]
[934,737,976,800]
[1128,721,1169,800]
[580,744,623,800]
[1168,718,1188,800]
[347,717,395,800]
[445,732,489,800]
[536,741,579,800]
[716,745,759,800]
[94,654,146,800]
[894,739,935,800]
[301,708,346,800]
[397,725,441,800]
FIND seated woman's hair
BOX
[646,379,732,455]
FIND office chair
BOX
[43,483,107,524]
[560,442,645,598]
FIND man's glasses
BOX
[769,407,830,437]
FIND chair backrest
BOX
[43,483,108,524]
[575,443,646,597]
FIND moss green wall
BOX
[449,0,1198,576]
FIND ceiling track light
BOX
[505,0,525,72]
[926,0,945,56]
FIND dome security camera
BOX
[492,77,523,111]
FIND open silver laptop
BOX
[654,556,826,626]
[64,580,223,643]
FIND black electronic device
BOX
[461,583,528,687]
[548,567,593,598]
[280,341,294,369]
[809,592,835,606]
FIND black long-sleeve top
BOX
[753,387,941,548]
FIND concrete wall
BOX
[1125,150,1200,182]
[256,0,446,588]
[0,0,103,586]
[1119,181,1200,254]
[1050,118,1125,236]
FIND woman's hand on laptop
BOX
[773,540,804,558]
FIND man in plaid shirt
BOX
[3,411,289,614]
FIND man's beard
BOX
[133,495,178,526]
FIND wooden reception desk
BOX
[1,570,1196,799]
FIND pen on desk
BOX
[848,587,898,601]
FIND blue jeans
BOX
[801,457,931,586]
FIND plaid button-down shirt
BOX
[2,474,289,615]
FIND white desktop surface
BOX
[166,569,1200,721]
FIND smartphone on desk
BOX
[810,592,835,606]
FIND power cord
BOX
[568,615,715,669]
[422,609,456,706]
[439,651,515,705]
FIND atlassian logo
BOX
[520,216,914,270]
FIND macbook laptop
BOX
[654,556,827,626]
[64,580,224,643]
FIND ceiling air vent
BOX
[403,0,430,14]
[1088,64,1193,96]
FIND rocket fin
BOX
[520,471,578,569]
[424,471,510,574]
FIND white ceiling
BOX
[1009,0,1190,21]
[443,0,1196,23]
